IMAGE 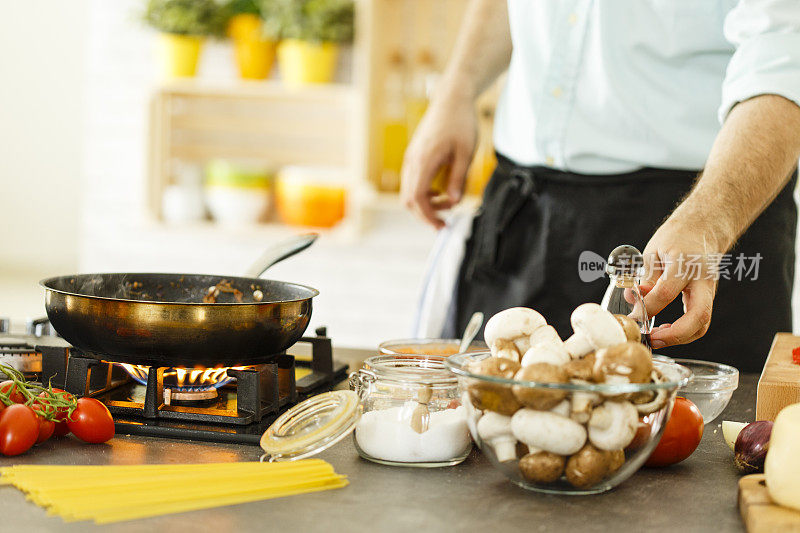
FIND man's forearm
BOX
[434,0,511,104]
[667,94,800,253]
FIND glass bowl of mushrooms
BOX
[444,305,692,495]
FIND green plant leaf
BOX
[258,0,354,43]
[143,0,227,36]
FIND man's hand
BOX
[641,95,800,349]
[401,95,477,229]
[400,0,511,229]
[641,219,721,349]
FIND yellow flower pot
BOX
[228,14,276,80]
[278,39,340,86]
[157,33,204,78]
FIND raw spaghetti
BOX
[0,459,347,524]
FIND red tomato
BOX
[67,398,114,444]
[30,403,55,444]
[645,397,704,467]
[626,415,654,453]
[52,420,70,437]
[0,381,26,404]
[39,389,73,437]
[0,404,39,456]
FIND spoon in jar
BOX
[410,312,485,434]
[410,385,433,434]
[459,312,484,353]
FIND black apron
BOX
[444,154,797,373]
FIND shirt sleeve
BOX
[719,0,800,123]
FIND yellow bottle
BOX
[380,52,408,192]
[406,50,438,136]
[466,107,498,196]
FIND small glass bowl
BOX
[446,351,691,495]
[379,338,488,358]
[655,357,739,424]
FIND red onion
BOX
[734,420,773,473]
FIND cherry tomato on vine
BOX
[67,398,114,444]
[0,381,26,404]
[645,397,704,467]
[39,388,73,437]
[0,404,39,456]
[30,403,55,444]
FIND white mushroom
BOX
[563,303,626,359]
[570,381,601,424]
[521,344,571,367]
[633,371,668,414]
[587,401,639,451]
[511,409,587,456]
[476,412,517,462]
[461,391,482,442]
[485,308,548,362]
[550,399,571,418]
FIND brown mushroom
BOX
[564,352,595,381]
[565,444,611,489]
[512,363,568,410]
[519,451,566,483]
[492,338,522,363]
[614,314,641,343]
[466,357,521,416]
[607,449,625,474]
[593,341,653,385]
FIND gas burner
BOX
[37,327,349,444]
[118,364,244,390]
[163,387,219,405]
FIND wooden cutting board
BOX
[756,333,800,422]
[739,474,800,532]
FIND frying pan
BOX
[41,235,320,367]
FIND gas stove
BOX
[0,317,66,378]
[0,320,348,445]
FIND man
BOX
[401,0,800,372]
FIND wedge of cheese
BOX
[765,403,800,510]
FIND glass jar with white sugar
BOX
[349,355,472,467]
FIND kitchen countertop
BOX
[0,373,756,533]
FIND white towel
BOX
[412,209,475,338]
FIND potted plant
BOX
[222,0,277,79]
[143,0,223,78]
[259,0,355,86]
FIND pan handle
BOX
[245,233,319,278]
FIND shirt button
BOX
[551,86,563,98]
[545,156,555,165]
[568,13,578,25]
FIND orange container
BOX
[275,166,348,228]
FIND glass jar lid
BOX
[260,390,361,462]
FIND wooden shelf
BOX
[155,79,356,101]
[147,0,484,237]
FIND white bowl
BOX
[205,186,270,225]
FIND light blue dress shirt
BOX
[493,0,800,174]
